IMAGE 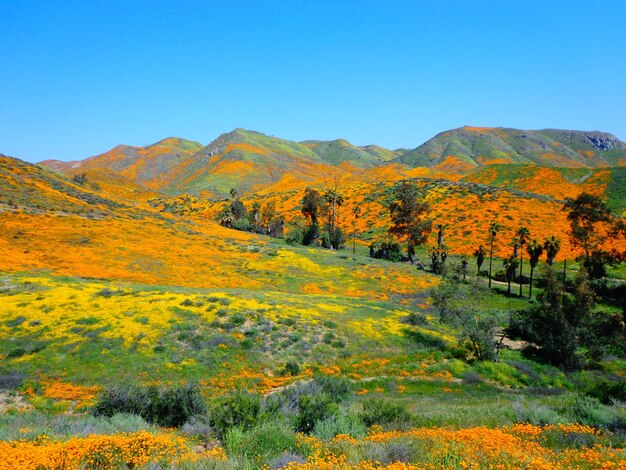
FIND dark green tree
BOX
[564,192,614,278]
[459,255,469,283]
[72,172,88,185]
[321,188,345,249]
[386,181,433,260]
[487,222,500,288]
[508,267,623,369]
[515,226,531,297]
[543,235,561,266]
[228,188,246,221]
[301,188,322,245]
[503,254,519,295]
[473,245,487,277]
[430,244,448,275]
[526,239,543,298]
[250,201,261,232]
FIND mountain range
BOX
[37,126,626,199]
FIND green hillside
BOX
[0,154,128,215]
[395,126,626,169]
[162,129,334,197]
[301,139,386,167]
[40,137,204,190]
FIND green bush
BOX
[280,359,301,377]
[585,378,626,405]
[230,422,299,459]
[233,218,252,231]
[313,413,367,440]
[403,312,427,326]
[295,394,338,434]
[314,376,353,402]
[359,398,412,427]
[92,384,206,427]
[570,396,616,428]
[210,392,261,438]
[513,399,565,426]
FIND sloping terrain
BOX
[0,154,134,216]
[37,126,626,204]
[2,134,626,470]
[394,126,626,172]
[161,129,340,197]
[301,139,388,168]
[40,137,204,193]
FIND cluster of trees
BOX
[472,223,562,298]
[286,186,349,250]
[219,183,624,294]
[431,192,626,371]
[218,189,285,238]
[433,262,626,369]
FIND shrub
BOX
[570,396,616,428]
[585,377,626,405]
[5,316,27,328]
[280,359,301,377]
[210,392,261,438]
[233,218,252,231]
[313,413,367,440]
[403,312,427,326]
[461,371,484,385]
[268,452,307,469]
[0,373,24,390]
[314,376,353,402]
[295,394,338,434]
[369,240,403,262]
[92,384,206,427]
[513,399,564,426]
[229,313,246,326]
[181,415,212,439]
[360,440,417,465]
[234,422,299,459]
[403,329,447,350]
[95,288,126,298]
[359,398,412,427]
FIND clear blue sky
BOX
[1,1,625,162]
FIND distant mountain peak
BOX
[394,126,626,171]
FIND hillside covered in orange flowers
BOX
[1,127,626,469]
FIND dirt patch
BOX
[0,391,32,413]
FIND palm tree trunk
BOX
[507,279,511,295]
[519,252,523,297]
[488,236,494,288]
[529,266,534,298]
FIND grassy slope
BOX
[1,156,626,469]
[301,139,385,168]
[395,126,626,170]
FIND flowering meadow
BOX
[1,155,626,468]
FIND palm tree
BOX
[351,206,361,254]
[543,235,561,266]
[473,245,487,277]
[436,223,447,248]
[460,255,469,282]
[526,239,543,298]
[503,254,519,295]
[515,226,531,297]
[488,222,500,288]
